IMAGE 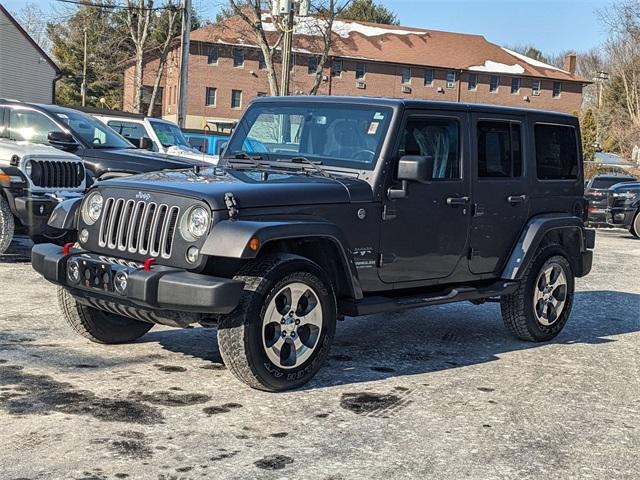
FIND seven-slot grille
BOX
[29,160,84,189]
[98,198,180,259]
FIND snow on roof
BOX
[468,60,525,75]
[261,14,426,38]
[501,48,568,73]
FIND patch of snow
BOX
[502,47,569,73]
[468,60,525,75]
[261,14,425,38]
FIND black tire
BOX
[0,195,15,254]
[500,245,575,342]
[217,254,337,392]
[630,212,640,238]
[57,287,153,344]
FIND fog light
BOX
[186,246,200,264]
[79,229,89,243]
[67,259,80,283]
[113,271,128,295]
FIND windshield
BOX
[150,120,191,148]
[55,110,133,149]
[226,103,393,169]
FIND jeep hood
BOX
[100,167,373,209]
[84,147,203,174]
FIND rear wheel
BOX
[501,245,575,342]
[0,196,15,254]
[630,211,640,238]
[217,254,336,392]
[57,287,153,344]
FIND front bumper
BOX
[32,244,244,314]
[605,207,636,228]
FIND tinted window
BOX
[400,118,460,180]
[55,110,132,148]
[8,108,63,143]
[477,121,522,178]
[590,177,635,189]
[535,124,578,180]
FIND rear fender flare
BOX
[201,220,362,299]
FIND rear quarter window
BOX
[535,124,579,180]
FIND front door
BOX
[379,112,470,284]
[469,114,530,274]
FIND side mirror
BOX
[48,131,78,150]
[139,137,154,151]
[388,155,434,200]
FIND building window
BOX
[207,46,218,65]
[205,87,216,106]
[446,71,456,88]
[553,81,562,98]
[356,62,366,80]
[477,121,522,178]
[308,56,318,75]
[231,89,242,109]
[401,67,411,85]
[424,69,434,86]
[233,48,244,67]
[468,73,478,91]
[511,77,521,94]
[331,59,343,77]
[258,53,266,70]
[532,79,541,96]
[489,75,500,92]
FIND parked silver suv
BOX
[0,139,85,253]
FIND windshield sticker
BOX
[367,122,379,135]
[373,112,385,120]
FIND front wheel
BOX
[0,196,15,254]
[217,254,336,392]
[57,288,153,344]
[630,211,640,238]
[501,246,575,342]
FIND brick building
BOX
[123,15,588,130]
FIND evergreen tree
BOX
[581,109,597,162]
[338,0,399,25]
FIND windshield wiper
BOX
[275,156,332,177]
[225,152,266,169]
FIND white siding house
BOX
[0,4,59,103]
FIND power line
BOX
[53,0,180,12]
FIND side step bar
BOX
[339,280,518,317]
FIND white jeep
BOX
[0,140,86,253]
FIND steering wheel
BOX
[352,149,376,161]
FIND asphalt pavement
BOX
[0,230,638,480]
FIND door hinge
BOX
[382,204,397,221]
[378,252,396,267]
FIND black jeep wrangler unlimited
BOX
[32,97,595,391]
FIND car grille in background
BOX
[30,160,84,188]
[98,198,180,259]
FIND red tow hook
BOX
[143,258,156,271]
[63,242,75,255]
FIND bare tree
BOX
[13,2,51,53]
[124,0,154,113]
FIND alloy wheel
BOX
[533,262,568,326]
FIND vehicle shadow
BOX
[141,290,640,389]
[0,235,32,264]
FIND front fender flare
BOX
[201,220,362,299]
[502,214,592,280]
[47,197,81,231]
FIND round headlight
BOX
[24,160,32,177]
[184,206,210,239]
[82,191,103,225]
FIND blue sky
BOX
[2,0,611,55]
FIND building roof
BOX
[0,3,60,73]
[191,14,585,83]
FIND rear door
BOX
[469,113,529,274]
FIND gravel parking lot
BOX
[0,230,638,480]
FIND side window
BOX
[187,137,207,153]
[107,120,148,140]
[399,117,460,180]
[8,108,63,144]
[535,124,578,180]
[477,121,522,178]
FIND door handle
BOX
[446,196,470,206]
[507,194,527,204]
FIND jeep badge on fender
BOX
[31,96,595,392]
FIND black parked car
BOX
[0,99,202,181]
[32,97,595,391]
[585,173,637,225]
[605,181,640,237]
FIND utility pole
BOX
[594,70,609,145]
[81,27,87,106]
[177,0,192,128]
[280,8,294,96]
